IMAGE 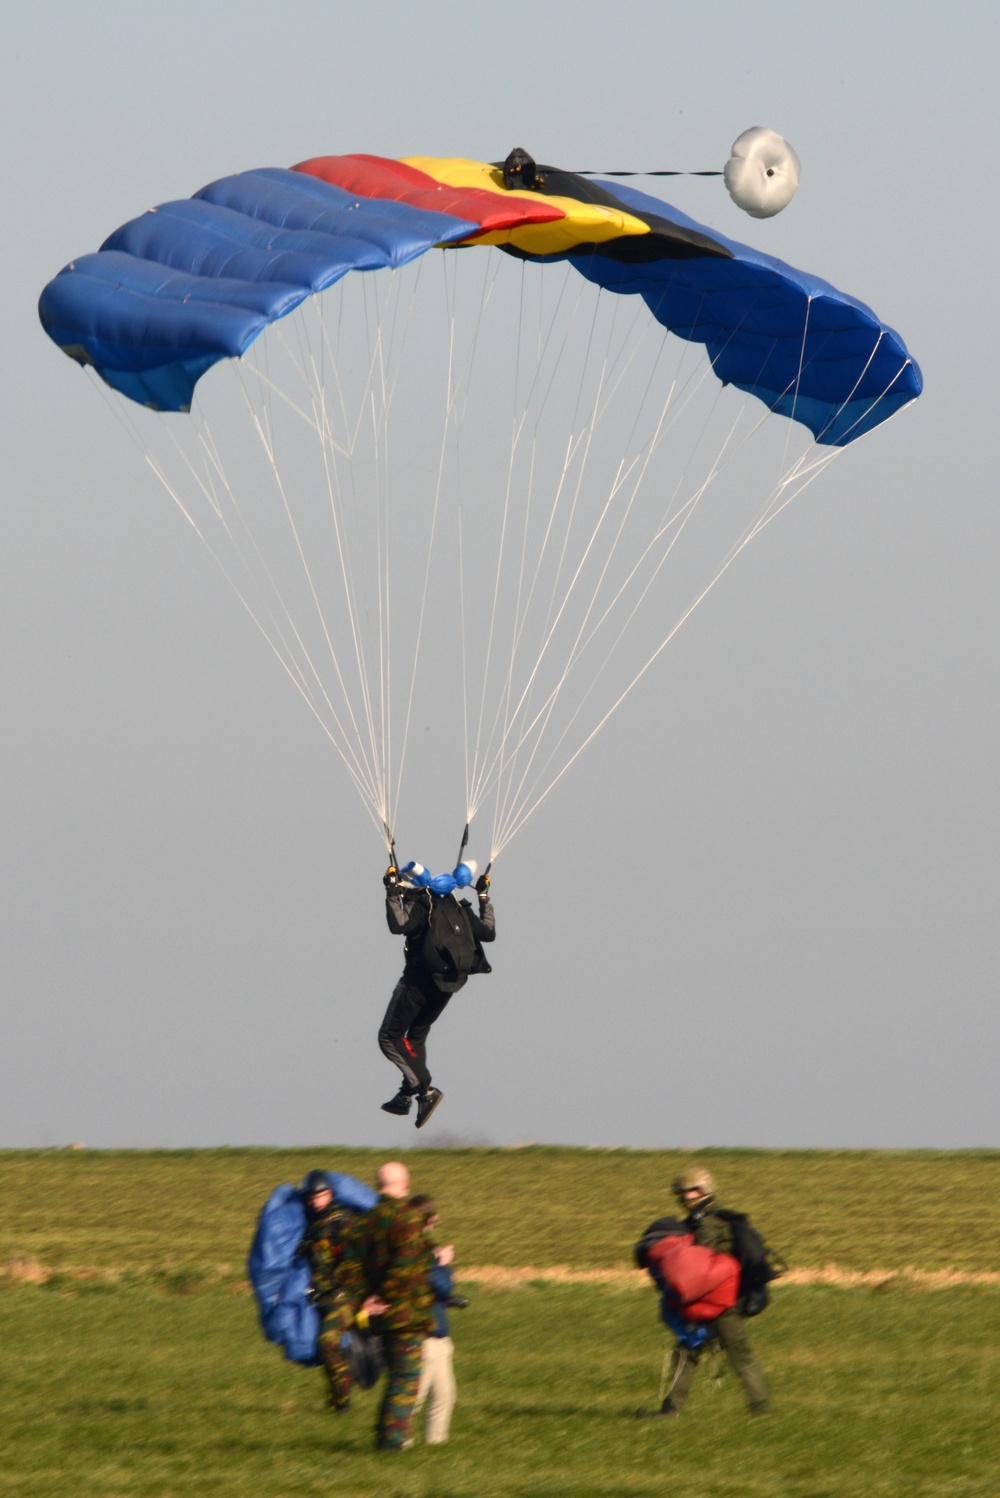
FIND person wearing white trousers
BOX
[415,1328,457,1442]
[411,1199,461,1444]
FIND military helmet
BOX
[301,1169,331,1198]
[671,1167,716,1207]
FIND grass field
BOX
[3,1148,999,1496]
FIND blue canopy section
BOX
[576,182,922,446]
[38,168,480,412]
[247,1171,378,1366]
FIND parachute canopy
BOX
[39,152,920,446]
[38,151,923,859]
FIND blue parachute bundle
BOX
[660,1295,714,1350]
[246,1170,377,1365]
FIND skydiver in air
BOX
[378,862,495,1129]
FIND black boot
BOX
[415,1087,444,1129]
[381,1088,413,1116]
[635,1401,680,1419]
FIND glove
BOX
[475,873,490,898]
[383,865,399,890]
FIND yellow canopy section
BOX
[401,156,652,255]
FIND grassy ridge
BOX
[3,1146,1000,1275]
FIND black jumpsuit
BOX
[379,887,495,1093]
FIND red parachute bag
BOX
[646,1233,741,1320]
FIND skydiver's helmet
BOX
[301,1169,332,1214]
[503,147,541,191]
[671,1168,716,1211]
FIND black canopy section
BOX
[493,157,732,263]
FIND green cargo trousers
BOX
[376,1333,424,1450]
[317,1302,354,1412]
[666,1309,769,1413]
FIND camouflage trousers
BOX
[317,1302,354,1412]
[376,1334,424,1450]
[666,1309,769,1413]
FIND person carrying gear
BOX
[247,1167,378,1372]
[297,1169,369,1413]
[379,862,495,1129]
[637,1168,771,1419]
[336,1161,435,1451]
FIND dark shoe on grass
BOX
[635,1402,680,1419]
[415,1087,444,1129]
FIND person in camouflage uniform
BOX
[655,1169,770,1418]
[297,1169,359,1412]
[337,1160,435,1450]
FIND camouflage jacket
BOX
[298,1202,355,1306]
[338,1195,434,1336]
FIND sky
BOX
[2,0,997,1152]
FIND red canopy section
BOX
[293,154,565,240]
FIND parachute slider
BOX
[502,148,545,192]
